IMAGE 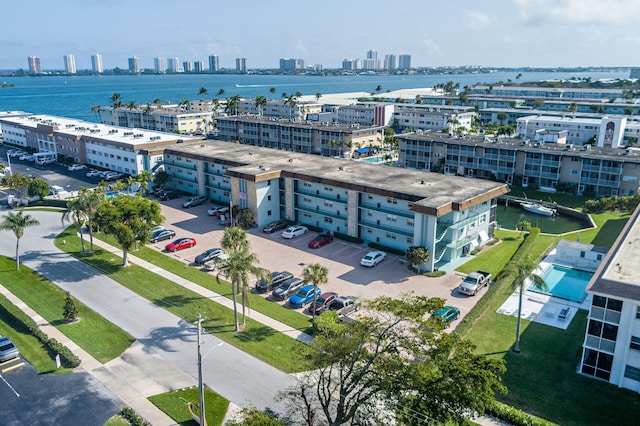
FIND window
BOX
[267,195,271,201]
[630,336,640,351]
[324,217,333,223]
[624,365,640,382]
[267,210,272,216]
[580,251,586,258]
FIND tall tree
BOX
[62,197,90,252]
[91,105,101,122]
[269,87,276,96]
[218,227,269,330]
[225,95,241,116]
[302,263,329,320]
[110,92,122,108]
[279,294,506,425]
[0,211,40,270]
[198,86,208,98]
[255,95,267,118]
[315,92,322,102]
[95,196,164,266]
[136,170,152,196]
[126,100,137,110]
[217,88,225,97]
[406,246,430,272]
[6,173,31,198]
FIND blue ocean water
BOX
[0,70,629,122]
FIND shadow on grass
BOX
[591,218,629,247]
[154,295,205,309]
[234,325,276,343]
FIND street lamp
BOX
[196,314,223,426]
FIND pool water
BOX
[360,156,388,164]
[529,264,593,303]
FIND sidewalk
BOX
[0,284,177,426]
[91,238,314,345]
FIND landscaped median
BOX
[0,256,134,365]
[55,226,316,373]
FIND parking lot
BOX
[153,198,486,325]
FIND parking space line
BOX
[0,373,20,397]
[2,362,24,373]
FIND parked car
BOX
[35,157,55,166]
[19,153,35,161]
[311,292,339,315]
[308,233,333,249]
[329,296,360,316]
[67,164,86,171]
[165,237,197,252]
[360,251,386,267]
[183,195,207,208]
[255,271,294,293]
[0,336,19,362]
[9,150,25,158]
[150,229,175,243]
[433,306,460,324]
[152,186,166,196]
[207,206,230,216]
[49,185,66,195]
[282,225,308,239]
[271,277,303,301]
[289,284,322,309]
[263,220,290,233]
[195,248,227,265]
[104,171,123,181]
[86,169,102,177]
[160,191,181,200]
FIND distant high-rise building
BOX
[384,54,396,71]
[167,57,180,72]
[27,56,42,74]
[279,58,305,71]
[236,57,247,73]
[91,54,103,73]
[194,61,204,72]
[154,57,166,73]
[128,56,140,73]
[63,54,76,74]
[398,54,412,70]
[365,49,380,70]
[183,61,193,72]
[208,55,220,71]
[342,59,361,71]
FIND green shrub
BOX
[367,242,405,256]
[333,232,363,244]
[304,223,324,233]
[425,270,446,277]
[487,401,555,426]
[120,407,151,426]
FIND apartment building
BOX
[236,99,322,121]
[397,132,640,197]
[98,106,213,135]
[63,54,76,74]
[91,54,104,73]
[215,115,383,158]
[208,55,219,71]
[580,203,640,392]
[329,103,395,127]
[128,56,140,73]
[28,56,42,74]
[0,114,196,176]
[236,58,247,73]
[163,140,507,270]
[516,115,640,147]
[469,85,623,100]
[394,104,475,133]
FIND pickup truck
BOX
[458,270,492,296]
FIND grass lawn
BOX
[507,186,588,209]
[149,386,229,426]
[457,209,640,424]
[0,257,134,363]
[56,227,315,373]
[0,293,72,373]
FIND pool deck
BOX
[497,249,593,329]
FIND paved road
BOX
[0,210,294,412]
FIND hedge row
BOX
[367,241,406,256]
[333,232,364,244]
[120,407,151,426]
[487,401,556,426]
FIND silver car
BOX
[0,336,19,362]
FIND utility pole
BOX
[197,314,206,426]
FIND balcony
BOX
[438,214,480,231]
[358,219,413,237]
[359,203,414,219]
[295,204,345,220]
[295,188,347,204]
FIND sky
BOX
[1,0,639,71]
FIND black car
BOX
[161,191,181,200]
[150,229,176,243]
[256,271,294,292]
[263,220,290,234]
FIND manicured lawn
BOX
[457,210,640,424]
[56,227,315,373]
[0,294,71,373]
[149,386,229,426]
[507,186,588,209]
[457,230,524,276]
[0,256,134,363]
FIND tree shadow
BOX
[234,325,276,343]
[153,294,204,309]
[591,218,629,247]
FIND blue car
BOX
[288,284,321,309]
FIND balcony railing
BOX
[359,203,414,219]
[358,220,413,237]
[295,188,347,204]
[295,204,345,220]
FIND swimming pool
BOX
[360,156,387,164]
[529,264,593,303]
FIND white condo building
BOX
[63,54,76,74]
[91,54,103,73]
[154,57,167,73]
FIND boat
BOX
[522,202,557,217]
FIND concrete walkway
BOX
[90,237,315,345]
[0,284,177,426]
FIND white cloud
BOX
[420,38,442,57]
[515,0,640,25]
[464,10,492,30]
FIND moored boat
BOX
[522,202,557,217]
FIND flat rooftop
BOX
[587,205,640,301]
[166,140,508,216]
[216,115,383,132]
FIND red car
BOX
[308,233,333,249]
[165,237,197,252]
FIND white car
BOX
[207,206,230,216]
[361,251,386,267]
[282,225,308,239]
[68,164,86,171]
[86,169,101,177]
[49,185,67,196]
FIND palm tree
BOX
[284,94,297,120]
[62,197,89,252]
[217,88,225,97]
[198,87,208,98]
[110,93,122,108]
[315,92,322,102]
[255,95,267,118]
[91,105,101,122]
[126,100,137,110]
[269,87,276,96]
[505,255,547,353]
[219,227,268,330]
[179,99,190,111]
[153,98,162,106]
[302,263,329,320]
[0,211,40,270]
[80,188,104,251]
[225,95,241,116]
[136,171,152,196]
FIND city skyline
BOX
[2,0,640,70]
